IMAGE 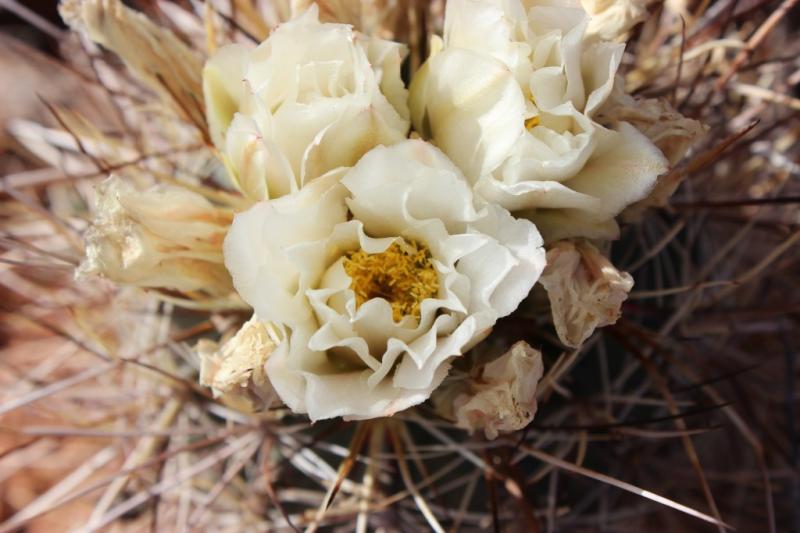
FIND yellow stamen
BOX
[525,115,540,129]
[343,240,439,322]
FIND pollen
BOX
[525,115,540,129]
[343,240,439,322]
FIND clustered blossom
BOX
[409,0,669,242]
[223,141,545,420]
[203,6,409,202]
[70,0,700,434]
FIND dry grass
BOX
[1,0,799,531]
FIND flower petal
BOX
[561,122,668,221]
[203,43,248,148]
[223,171,348,325]
[410,47,526,181]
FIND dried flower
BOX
[291,0,409,39]
[449,341,544,440]
[223,140,545,420]
[60,0,206,130]
[539,240,633,347]
[409,0,668,241]
[78,176,233,296]
[599,87,707,167]
[581,0,648,41]
[203,5,410,202]
[198,315,280,411]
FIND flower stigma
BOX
[343,240,439,322]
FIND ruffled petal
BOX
[410,47,526,181]
[561,122,669,220]
[223,172,348,325]
[203,43,248,148]
[204,5,409,200]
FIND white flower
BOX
[223,140,546,421]
[409,0,668,241]
[203,5,410,202]
[539,239,633,347]
[78,176,233,296]
[452,341,544,440]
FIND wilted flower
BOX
[446,341,544,440]
[581,0,648,41]
[599,86,707,167]
[198,315,281,411]
[410,0,668,241]
[78,176,233,296]
[60,0,206,130]
[539,240,633,347]
[291,0,409,39]
[223,140,546,420]
[203,5,410,202]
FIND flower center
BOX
[525,92,540,130]
[525,115,540,129]
[343,240,439,322]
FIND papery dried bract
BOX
[291,0,406,39]
[581,0,647,41]
[203,6,410,203]
[451,341,544,440]
[599,88,706,167]
[60,0,206,130]
[198,315,279,411]
[78,176,233,296]
[540,240,633,347]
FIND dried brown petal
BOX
[77,176,233,296]
[448,342,544,440]
[582,0,648,41]
[198,316,280,411]
[603,95,706,167]
[292,0,409,39]
[60,0,207,132]
[540,240,634,348]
